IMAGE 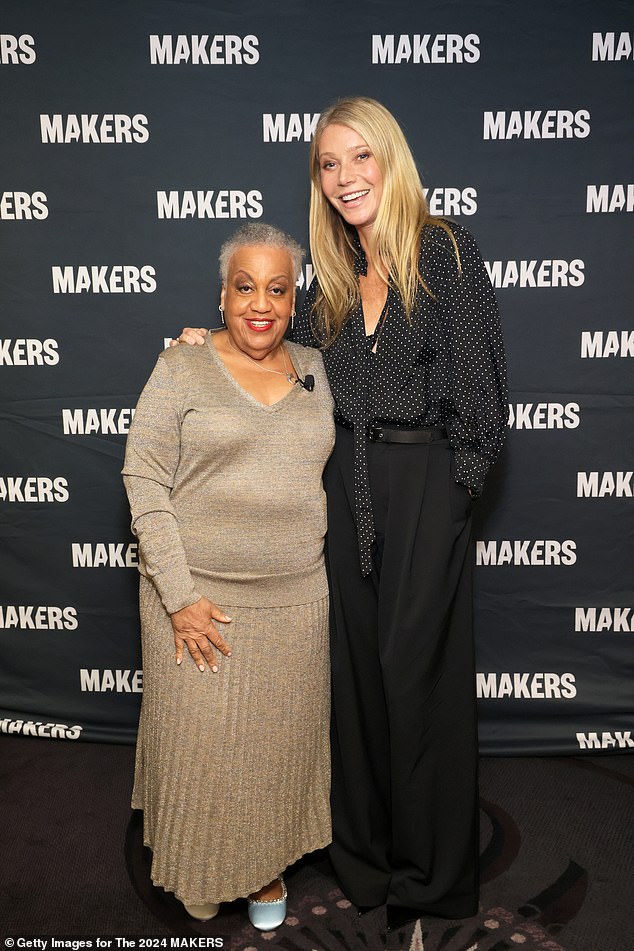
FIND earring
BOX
[291,310,295,330]
[219,305,225,325]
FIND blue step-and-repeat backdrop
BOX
[1,0,632,754]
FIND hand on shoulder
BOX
[169,327,208,347]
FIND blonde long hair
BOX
[308,97,460,345]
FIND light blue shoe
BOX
[247,876,287,931]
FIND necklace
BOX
[227,335,295,384]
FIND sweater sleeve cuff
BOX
[164,589,202,616]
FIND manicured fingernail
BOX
[176,658,182,666]
[211,665,218,673]
[198,664,205,672]
[226,651,232,657]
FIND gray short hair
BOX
[219,223,305,283]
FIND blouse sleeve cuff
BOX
[452,448,491,498]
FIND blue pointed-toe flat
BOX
[247,876,287,931]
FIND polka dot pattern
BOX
[295,221,508,575]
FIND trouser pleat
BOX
[325,427,478,916]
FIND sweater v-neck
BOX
[206,332,301,411]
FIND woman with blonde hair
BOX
[174,96,507,931]
[295,96,507,929]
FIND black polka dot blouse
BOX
[294,221,508,575]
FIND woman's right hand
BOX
[170,597,232,672]
[169,327,208,347]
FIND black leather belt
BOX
[336,418,447,444]
[368,424,447,444]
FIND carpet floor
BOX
[1,736,632,951]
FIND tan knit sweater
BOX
[122,335,335,612]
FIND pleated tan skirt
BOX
[132,577,331,905]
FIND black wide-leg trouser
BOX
[324,426,479,918]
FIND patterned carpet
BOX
[1,737,632,951]
[124,757,634,951]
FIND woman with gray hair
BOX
[123,223,334,930]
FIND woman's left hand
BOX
[170,596,233,672]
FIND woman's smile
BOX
[244,318,275,332]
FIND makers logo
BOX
[52,266,156,293]
[0,34,36,64]
[592,32,633,61]
[507,403,580,430]
[0,477,69,503]
[0,605,78,630]
[581,331,634,358]
[577,730,633,749]
[157,190,263,220]
[0,338,59,366]
[72,542,138,567]
[483,110,590,140]
[424,187,477,217]
[62,409,135,436]
[577,472,633,498]
[263,113,320,142]
[476,540,577,566]
[575,607,634,632]
[477,672,577,699]
[150,34,259,65]
[40,114,149,143]
[0,191,47,219]
[0,719,82,740]
[485,259,584,288]
[80,669,143,693]
[372,34,480,64]
[586,184,634,213]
